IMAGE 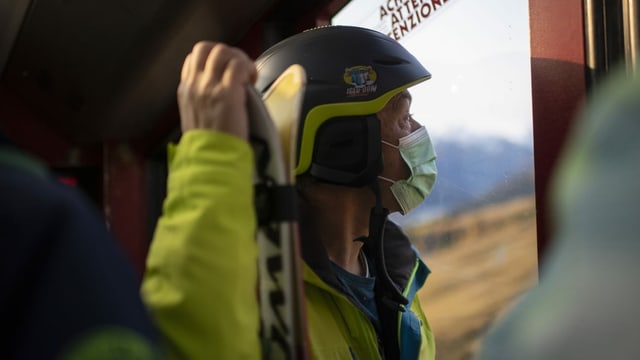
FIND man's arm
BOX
[141,42,261,359]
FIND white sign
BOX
[380,0,457,40]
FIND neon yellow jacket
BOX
[299,206,435,360]
[142,130,435,359]
[141,130,260,359]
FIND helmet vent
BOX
[373,57,410,66]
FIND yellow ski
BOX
[247,64,309,360]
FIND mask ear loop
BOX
[381,139,399,149]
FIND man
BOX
[142,26,438,359]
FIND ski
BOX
[247,64,309,360]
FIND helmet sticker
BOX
[344,65,378,97]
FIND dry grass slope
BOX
[407,196,539,360]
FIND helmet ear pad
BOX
[309,115,382,187]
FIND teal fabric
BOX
[330,258,380,332]
[400,250,430,360]
[0,145,47,178]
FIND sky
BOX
[332,0,534,145]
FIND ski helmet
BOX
[255,25,431,186]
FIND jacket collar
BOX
[299,199,424,297]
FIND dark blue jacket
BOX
[0,135,158,359]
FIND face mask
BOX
[379,126,437,214]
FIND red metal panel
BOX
[529,0,587,265]
[103,142,149,279]
[0,86,102,167]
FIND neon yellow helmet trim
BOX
[295,79,426,175]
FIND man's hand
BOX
[177,41,257,140]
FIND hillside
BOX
[402,136,535,222]
[406,196,538,360]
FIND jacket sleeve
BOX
[141,130,260,359]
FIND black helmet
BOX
[255,25,431,186]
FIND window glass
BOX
[333,1,538,358]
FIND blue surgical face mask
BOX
[379,126,437,214]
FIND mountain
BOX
[396,136,535,224]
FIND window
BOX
[333,1,538,358]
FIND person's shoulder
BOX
[0,148,107,247]
[384,219,409,240]
[1,163,90,218]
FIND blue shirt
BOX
[330,254,380,332]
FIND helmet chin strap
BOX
[364,179,409,311]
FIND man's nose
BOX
[410,118,421,132]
